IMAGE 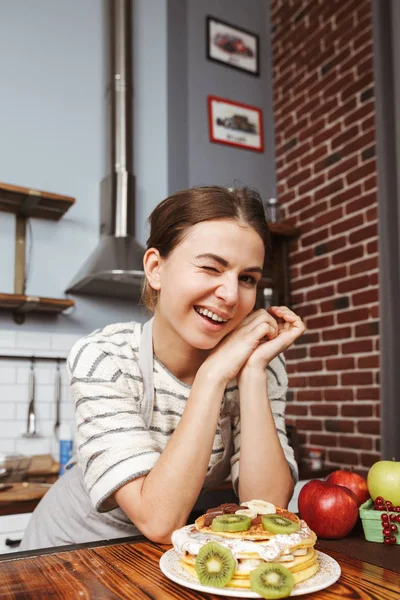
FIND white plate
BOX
[160,549,341,598]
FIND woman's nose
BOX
[215,277,239,305]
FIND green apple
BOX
[367,459,400,506]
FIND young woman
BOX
[21,185,305,550]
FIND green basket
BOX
[359,499,400,544]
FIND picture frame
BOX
[206,16,260,76]
[208,95,264,153]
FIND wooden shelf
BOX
[268,221,301,239]
[0,181,75,221]
[0,293,74,317]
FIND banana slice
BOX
[235,507,258,519]
[241,499,276,515]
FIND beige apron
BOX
[20,318,234,550]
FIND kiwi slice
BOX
[261,514,300,534]
[211,514,251,532]
[194,542,235,588]
[250,563,294,599]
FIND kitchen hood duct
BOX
[66,0,145,300]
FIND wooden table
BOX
[0,527,399,599]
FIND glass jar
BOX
[263,197,281,223]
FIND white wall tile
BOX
[0,439,16,453]
[0,367,17,384]
[0,331,17,349]
[0,385,28,403]
[16,403,53,423]
[15,437,52,456]
[0,404,16,420]
[0,421,26,438]
[15,331,52,350]
[50,333,80,352]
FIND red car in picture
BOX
[213,33,254,57]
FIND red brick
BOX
[342,339,373,354]
[330,184,363,207]
[309,433,338,447]
[363,174,377,191]
[309,375,338,387]
[324,388,354,401]
[326,357,355,371]
[322,326,352,341]
[343,102,374,127]
[310,344,339,357]
[350,256,378,275]
[349,223,377,244]
[331,213,364,235]
[295,419,323,432]
[324,236,347,253]
[357,387,381,400]
[291,275,316,291]
[370,305,379,319]
[307,285,334,301]
[298,174,326,195]
[338,275,369,293]
[296,390,323,402]
[277,190,296,204]
[310,404,339,417]
[287,168,313,188]
[299,145,329,168]
[302,201,329,222]
[352,288,379,306]
[302,228,329,247]
[339,435,373,450]
[347,161,377,185]
[286,405,308,417]
[317,266,347,284]
[366,207,378,222]
[332,246,364,265]
[332,126,359,149]
[314,123,342,148]
[288,196,312,213]
[299,119,328,143]
[362,115,375,132]
[327,449,359,464]
[288,375,307,389]
[325,419,355,433]
[314,179,344,202]
[337,308,369,324]
[327,99,357,125]
[306,314,335,330]
[323,72,355,101]
[361,452,381,468]
[327,156,359,180]
[341,404,373,417]
[358,420,380,435]
[301,257,330,275]
[285,347,308,360]
[313,206,344,228]
[358,355,380,369]
[294,359,323,373]
[343,130,376,157]
[355,320,379,337]
[369,272,379,286]
[296,304,319,319]
[290,247,315,265]
[346,191,377,214]
[341,74,374,102]
[341,371,373,386]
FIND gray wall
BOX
[0,0,168,334]
[0,0,275,338]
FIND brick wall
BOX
[270,0,379,476]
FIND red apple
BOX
[326,468,370,506]
[298,479,359,539]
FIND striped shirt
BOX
[68,321,298,513]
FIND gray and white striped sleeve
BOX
[68,337,161,512]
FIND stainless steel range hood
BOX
[66,0,145,301]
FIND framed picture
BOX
[208,95,264,153]
[206,16,260,76]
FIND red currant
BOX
[381,513,389,521]
[395,506,400,513]
[390,536,397,544]
[384,536,391,544]
[396,515,400,523]
[378,506,386,511]
[390,524,398,532]
[376,496,384,503]
[386,502,393,510]
[383,527,391,536]
[390,514,397,522]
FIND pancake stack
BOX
[171,499,318,597]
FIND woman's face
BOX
[154,218,265,350]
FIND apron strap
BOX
[138,317,155,428]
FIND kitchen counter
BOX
[0,524,398,598]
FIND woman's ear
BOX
[143,248,162,290]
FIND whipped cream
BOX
[171,521,313,562]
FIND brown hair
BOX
[141,185,271,311]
